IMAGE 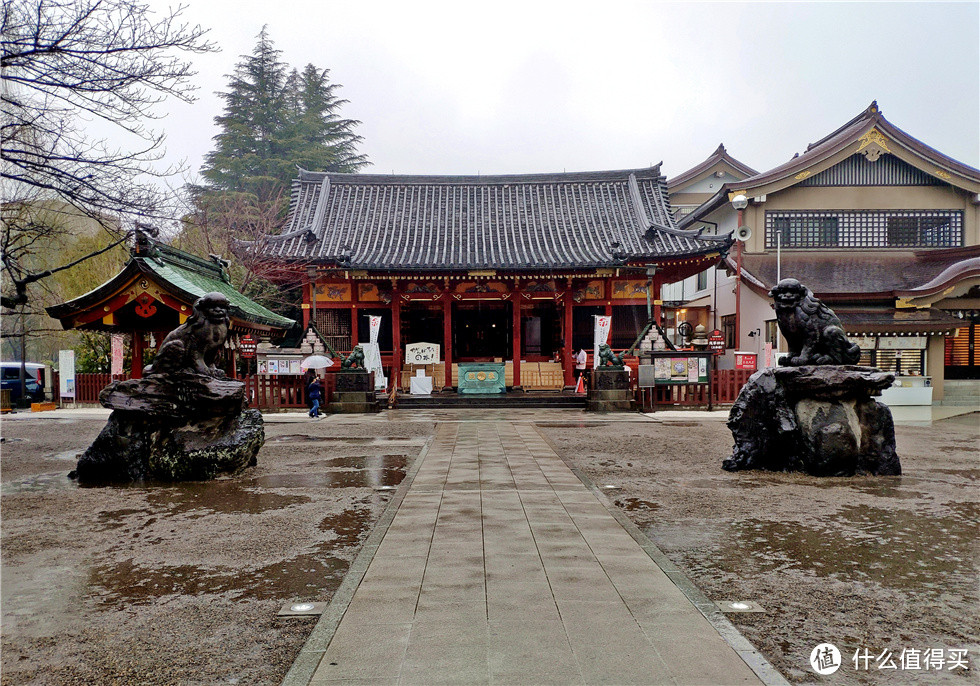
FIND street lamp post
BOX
[731,194,749,352]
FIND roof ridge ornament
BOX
[857,128,891,162]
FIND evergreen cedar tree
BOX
[196,26,369,206]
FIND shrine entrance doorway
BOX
[453,301,511,361]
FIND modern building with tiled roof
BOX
[254,165,731,389]
[47,232,294,378]
[667,144,756,221]
[666,102,980,400]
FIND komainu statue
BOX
[597,343,625,369]
[145,292,230,377]
[724,279,899,477]
[73,292,264,483]
[341,345,366,370]
[770,278,860,366]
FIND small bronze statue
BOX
[770,278,860,366]
[341,345,366,370]
[597,343,625,369]
[145,292,231,377]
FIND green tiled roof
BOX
[139,241,294,330]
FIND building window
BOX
[765,319,778,344]
[721,314,736,349]
[696,269,708,291]
[766,210,962,249]
[772,216,839,247]
[315,309,352,351]
[858,348,925,375]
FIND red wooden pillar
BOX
[229,344,238,379]
[131,331,144,379]
[512,292,522,388]
[302,282,311,329]
[391,286,401,390]
[442,293,453,390]
[351,303,358,347]
[563,290,574,387]
[604,278,613,317]
[653,273,662,326]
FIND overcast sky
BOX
[147,0,979,183]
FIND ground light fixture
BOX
[716,600,766,613]
[278,601,326,617]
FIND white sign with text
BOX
[405,342,440,365]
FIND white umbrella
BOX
[300,355,334,370]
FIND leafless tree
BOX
[177,189,309,312]
[1,0,216,310]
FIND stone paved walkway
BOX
[295,420,773,685]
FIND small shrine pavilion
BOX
[46,233,294,377]
[254,165,731,389]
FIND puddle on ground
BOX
[613,497,659,512]
[535,422,608,428]
[268,435,415,443]
[254,469,404,490]
[88,548,350,604]
[319,507,374,546]
[87,505,376,607]
[716,503,979,591]
[1,472,78,495]
[143,481,310,518]
[319,454,410,470]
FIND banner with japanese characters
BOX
[593,315,611,369]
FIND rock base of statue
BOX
[71,373,264,483]
[587,369,633,412]
[328,370,379,413]
[724,365,901,476]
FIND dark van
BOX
[0,362,46,403]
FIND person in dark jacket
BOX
[308,377,323,419]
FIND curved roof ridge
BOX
[733,101,980,192]
[667,143,757,189]
[298,165,665,186]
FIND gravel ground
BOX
[2,409,977,685]
[540,413,980,685]
[1,414,434,686]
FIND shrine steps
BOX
[389,390,587,409]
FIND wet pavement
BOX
[0,417,427,685]
[291,420,778,686]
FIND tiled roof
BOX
[836,308,964,335]
[258,167,730,270]
[731,102,980,192]
[733,245,980,299]
[667,144,757,189]
[139,245,294,329]
[47,236,294,331]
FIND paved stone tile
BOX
[305,420,766,686]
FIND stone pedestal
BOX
[724,366,901,476]
[587,369,633,412]
[328,371,379,413]
[73,373,264,483]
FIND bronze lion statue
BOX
[145,292,230,377]
[597,343,625,368]
[341,345,366,370]
[770,278,860,366]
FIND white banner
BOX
[59,349,76,399]
[593,315,612,368]
[111,334,124,376]
[363,315,387,390]
[405,342,440,365]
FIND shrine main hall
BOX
[257,166,731,389]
